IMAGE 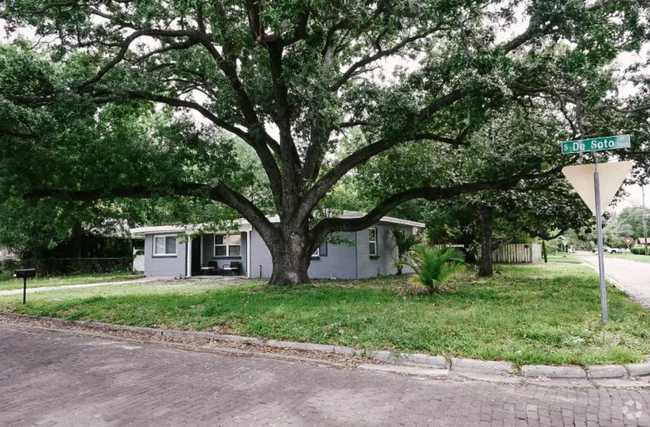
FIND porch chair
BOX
[222,261,240,276]
[207,260,221,275]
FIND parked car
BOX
[591,246,625,254]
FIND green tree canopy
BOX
[1,0,648,284]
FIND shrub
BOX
[404,245,465,294]
[632,247,650,255]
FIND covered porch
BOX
[189,231,249,277]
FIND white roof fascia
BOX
[130,212,424,236]
[129,226,188,236]
[378,216,425,228]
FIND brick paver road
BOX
[578,253,650,309]
[1,322,650,427]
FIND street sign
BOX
[561,135,630,154]
[561,132,633,325]
[562,161,633,216]
[624,237,632,245]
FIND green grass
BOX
[1,264,649,366]
[605,252,650,263]
[0,272,144,291]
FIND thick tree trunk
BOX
[268,229,313,285]
[71,222,83,260]
[269,247,311,285]
[478,211,493,277]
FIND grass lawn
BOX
[1,263,649,366]
[605,253,650,263]
[0,272,144,291]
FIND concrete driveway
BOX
[576,252,650,309]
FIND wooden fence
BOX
[432,243,542,264]
[491,243,542,264]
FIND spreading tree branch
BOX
[311,165,564,242]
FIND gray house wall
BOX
[249,229,273,279]
[144,233,187,277]
[309,232,357,279]
[356,223,415,278]
[143,223,417,279]
[250,230,359,279]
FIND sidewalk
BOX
[0,277,165,296]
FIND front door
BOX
[191,236,202,275]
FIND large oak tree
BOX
[1,0,647,284]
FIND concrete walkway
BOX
[0,277,165,296]
[2,321,649,426]
[576,252,650,309]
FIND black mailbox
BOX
[14,268,36,304]
[14,269,36,278]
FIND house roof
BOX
[130,211,425,236]
[638,237,649,244]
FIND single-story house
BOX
[637,238,650,248]
[130,212,424,279]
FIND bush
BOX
[632,247,650,255]
[404,245,465,294]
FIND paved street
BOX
[1,322,650,426]
[577,253,650,309]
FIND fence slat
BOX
[491,244,541,264]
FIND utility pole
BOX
[643,185,648,256]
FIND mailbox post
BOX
[13,269,36,304]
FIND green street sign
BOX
[561,135,630,154]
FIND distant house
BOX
[638,238,650,248]
[130,212,423,279]
[0,246,17,261]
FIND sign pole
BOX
[643,185,648,256]
[23,277,27,304]
[593,153,608,324]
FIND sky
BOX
[619,184,647,210]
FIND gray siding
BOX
[249,230,359,279]
[143,222,417,279]
[144,234,187,277]
[250,229,273,279]
[356,223,415,279]
[309,232,357,279]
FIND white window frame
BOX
[214,233,242,257]
[368,227,378,257]
[153,234,178,257]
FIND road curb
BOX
[521,365,587,379]
[1,311,647,380]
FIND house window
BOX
[153,235,177,257]
[214,233,241,257]
[312,242,327,258]
[368,228,378,256]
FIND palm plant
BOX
[404,245,465,294]
[391,227,419,275]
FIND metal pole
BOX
[23,277,27,304]
[643,185,648,256]
[593,154,608,324]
